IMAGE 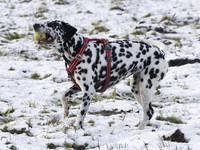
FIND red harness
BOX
[65,38,111,93]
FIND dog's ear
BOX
[63,22,77,40]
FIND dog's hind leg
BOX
[137,79,155,130]
[130,72,142,105]
[60,85,80,118]
[137,67,165,129]
[130,72,153,129]
[138,56,168,129]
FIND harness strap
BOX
[65,38,112,93]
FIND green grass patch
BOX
[62,126,70,133]
[88,120,95,126]
[43,74,52,79]
[131,30,145,36]
[159,14,177,24]
[34,7,49,19]
[1,126,33,137]
[89,26,109,35]
[9,145,17,150]
[156,116,184,124]
[108,121,115,127]
[0,108,15,116]
[144,13,152,18]
[8,67,15,71]
[5,32,26,40]
[94,26,109,32]
[83,132,91,136]
[47,143,60,149]
[68,100,80,107]
[30,73,40,80]
[64,142,88,150]
[110,6,124,11]
[91,20,102,26]
[164,37,182,48]
[46,116,61,125]
[54,0,70,5]
[155,85,161,95]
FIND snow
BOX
[0,0,200,149]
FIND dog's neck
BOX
[59,33,85,63]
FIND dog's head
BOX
[33,20,77,46]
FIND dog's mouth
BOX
[37,33,54,45]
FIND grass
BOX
[94,26,109,32]
[47,143,60,149]
[8,67,15,71]
[88,120,95,126]
[46,116,61,125]
[62,126,70,133]
[89,110,123,117]
[89,26,109,35]
[108,121,115,127]
[39,106,49,114]
[89,20,109,35]
[144,13,152,18]
[155,85,161,95]
[5,32,26,40]
[159,14,177,24]
[83,132,92,136]
[110,6,124,11]
[91,20,102,26]
[30,73,40,80]
[68,113,76,118]
[122,34,129,40]
[64,141,88,150]
[131,30,145,36]
[1,126,33,137]
[54,0,70,5]
[157,135,170,148]
[9,145,17,150]
[34,7,49,19]
[0,108,15,116]
[156,116,184,124]
[26,118,33,128]
[93,94,101,102]
[164,37,183,48]
[0,118,14,125]
[25,100,37,108]
[0,108,15,125]
[43,74,52,79]
[68,100,80,107]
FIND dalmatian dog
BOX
[33,20,168,129]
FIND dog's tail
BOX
[145,40,167,55]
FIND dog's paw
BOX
[63,110,69,118]
[74,121,84,130]
[137,125,145,130]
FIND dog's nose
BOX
[33,24,40,30]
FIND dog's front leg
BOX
[60,85,80,118]
[74,91,94,129]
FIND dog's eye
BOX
[47,22,57,29]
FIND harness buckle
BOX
[74,54,82,61]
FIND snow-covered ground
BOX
[0,0,200,149]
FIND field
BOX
[0,0,200,149]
